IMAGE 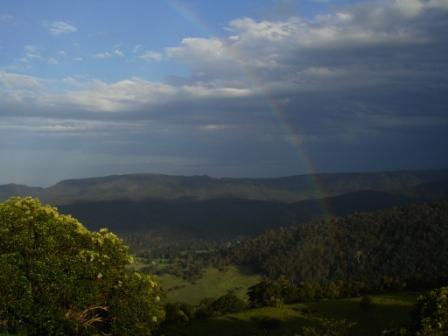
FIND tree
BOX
[208,293,247,314]
[0,197,164,335]
[247,278,290,307]
[410,286,448,336]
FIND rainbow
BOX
[164,0,331,215]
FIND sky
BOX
[0,0,447,186]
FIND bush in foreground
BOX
[410,286,448,335]
[0,197,164,335]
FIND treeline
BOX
[226,202,448,289]
[126,236,226,281]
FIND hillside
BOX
[1,168,447,205]
[0,184,42,201]
[227,202,448,286]
[57,190,413,239]
[56,179,447,239]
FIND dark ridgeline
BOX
[1,168,447,240]
[58,177,447,239]
[1,168,447,204]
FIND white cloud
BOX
[0,70,254,113]
[0,71,41,90]
[139,51,162,62]
[47,58,59,65]
[93,50,125,59]
[114,49,124,57]
[93,52,112,59]
[393,0,425,17]
[229,17,296,41]
[1,0,447,126]
[48,78,252,112]
[45,21,77,35]
[168,38,227,59]
[73,57,83,61]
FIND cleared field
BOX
[156,266,262,304]
[161,292,418,336]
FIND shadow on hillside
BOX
[156,296,415,336]
[157,314,313,336]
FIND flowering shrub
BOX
[0,197,164,335]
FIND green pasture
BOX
[161,292,418,336]
[156,266,262,304]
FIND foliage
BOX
[0,197,164,335]
[300,318,356,336]
[228,202,448,290]
[248,278,294,307]
[410,286,448,335]
[164,302,195,324]
[194,298,217,319]
[208,293,247,314]
[193,294,247,319]
[247,278,377,307]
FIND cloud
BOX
[93,49,125,59]
[47,58,59,65]
[93,52,112,59]
[45,21,77,35]
[24,45,42,60]
[139,51,162,62]
[1,0,448,182]
[114,49,124,57]
[0,71,41,90]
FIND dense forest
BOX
[226,202,448,289]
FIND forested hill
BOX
[227,202,448,287]
[58,181,447,239]
[57,189,412,238]
[1,168,448,205]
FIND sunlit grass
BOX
[156,266,262,304]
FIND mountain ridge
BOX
[57,181,448,239]
[1,168,447,205]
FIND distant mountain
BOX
[0,184,43,201]
[1,168,448,205]
[57,180,448,239]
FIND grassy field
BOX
[130,260,418,335]
[156,266,262,304]
[160,292,418,336]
